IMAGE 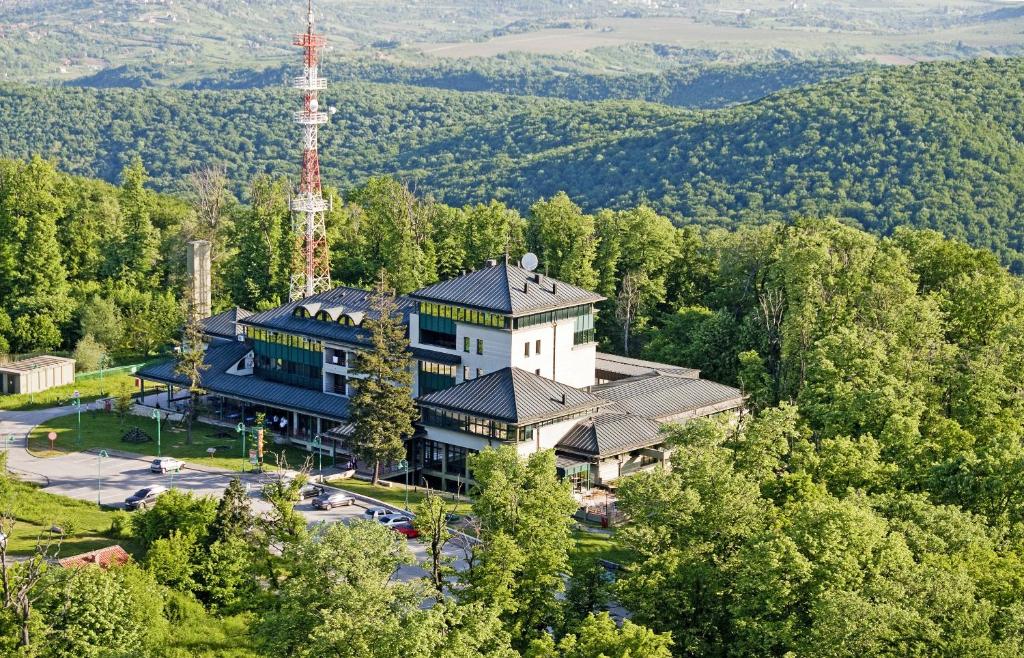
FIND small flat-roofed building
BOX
[0,355,75,395]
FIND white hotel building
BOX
[139,260,744,493]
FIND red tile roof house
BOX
[57,545,132,569]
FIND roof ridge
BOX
[501,262,514,319]
[507,366,520,421]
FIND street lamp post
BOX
[236,422,247,473]
[71,390,81,449]
[97,449,108,507]
[151,408,162,458]
[398,459,410,511]
[312,435,323,483]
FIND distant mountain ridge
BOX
[1,57,1022,268]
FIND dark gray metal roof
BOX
[137,342,350,420]
[411,347,462,366]
[202,307,252,340]
[240,286,416,347]
[418,367,606,424]
[594,374,743,421]
[557,412,664,458]
[411,262,604,317]
[595,352,701,379]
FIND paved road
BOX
[0,404,470,577]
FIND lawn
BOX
[0,372,152,412]
[26,413,308,472]
[1,476,137,558]
[328,477,474,516]
[571,527,633,565]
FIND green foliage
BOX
[226,175,292,309]
[146,529,200,593]
[252,520,418,657]
[561,558,612,634]
[414,489,455,592]
[71,334,106,373]
[131,489,218,549]
[467,447,580,646]
[527,613,673,658]
[349,276,418,484]
[36,564,167,658]
[78,294,123,350]
[527,193,598,291]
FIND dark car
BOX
[296,483,324,501]
[125,485,168,511]
[312,491,355,510]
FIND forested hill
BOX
[70,59,868,110]
[1,57,1023,268]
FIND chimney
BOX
[560,393,567,404]
[551,282,558,295]
[533,273,542,284]
[523,282,529,294]
[485,258,498,268]
[186,240,212,320]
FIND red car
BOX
[393,523,419,539]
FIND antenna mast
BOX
[289,0,332,300]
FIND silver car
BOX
[362,507,391,521]
[376,513,411,528]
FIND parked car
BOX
[312,491,355,510]
[125,485,168,510]
[150,457,184,474]
[363,507,391,521]
[296,483,324,501]
[376,513,411,528]
[392,523,419,539]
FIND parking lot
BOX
[4,431,471,579]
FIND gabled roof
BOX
[594,374,743,421]
[58,545,132,569]
[557,412,665,458]
[202,307,252,340]
[411,262,604,317]
[418,367,606,424]
[240,286,416,347]
[137,342,350,420]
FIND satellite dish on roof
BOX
[521,252,539,272]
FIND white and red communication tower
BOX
[289,0,333,301]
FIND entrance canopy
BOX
[555,454,591,478]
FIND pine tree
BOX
[349,271,417,485]
[208,478,253,546]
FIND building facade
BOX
[138,260,744,492]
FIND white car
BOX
[376,513,411,528]
[150,457,184,474]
